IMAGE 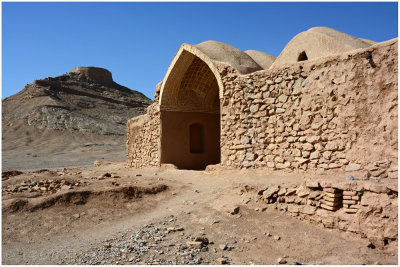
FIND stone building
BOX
[127,27,398,177]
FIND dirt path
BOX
[2,163,398,264]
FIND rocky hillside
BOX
[2,67,152,136]
[2,67,152,171]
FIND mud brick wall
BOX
[257,179,398,247]
[126,103,161,168]
[219,40,398,174]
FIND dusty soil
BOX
[2,144,126,172]
[2,162,398,265]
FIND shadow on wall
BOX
[161,111,220,170]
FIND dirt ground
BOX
[2,161,398,265]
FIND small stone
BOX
[296,157,310,165]
[273,235,281,240]
[278,94,288,103]
[73,213,80,219]
[216,258,227,264]
[306,136,321,144]
[292,87,302,95]
[250,104,259,113]
[302,205,316,215]
[343,190,357,196]
[309,151,320,160]
[186,241,203,249]
[344,208,358,214]
[345,164,361,172]
[278,258,287,264]
[263,186,280,199]
[305,180,320,189]
[285,188,297,196]
[325,141,338,151]
[194,236,209,245]
[61,185,71,190]
[241,136,250,145]
[242,198,251,204]
[226,205,240,215]
[297,188,310,197]
[219,244,227,250]
[302,143,314,151]
[265,97,276,104]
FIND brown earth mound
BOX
[3,184,168,213]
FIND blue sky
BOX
[2,2,398,100]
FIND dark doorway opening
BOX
[298,51,308,61]
[189,123,205,153]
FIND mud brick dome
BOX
[270,27,375,68]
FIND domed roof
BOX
[245,50,276,69]
[270,27,375,69]
[194,41,263,74]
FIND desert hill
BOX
[2,67,152,171]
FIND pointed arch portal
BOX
[159,45,222,170]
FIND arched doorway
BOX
[159,49,221,170]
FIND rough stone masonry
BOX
[127,38,397,177]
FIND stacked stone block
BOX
[321,188,342,211]
[342,190,361,213]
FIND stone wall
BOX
[219,39,398,176]
[127,39,397,172]
[252,178,398,247]
[126,103,161,168]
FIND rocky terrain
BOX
[2,67,152,171]
[2,163,397,265]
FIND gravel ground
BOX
[66,215,219,265]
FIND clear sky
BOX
[2,1,398,100]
